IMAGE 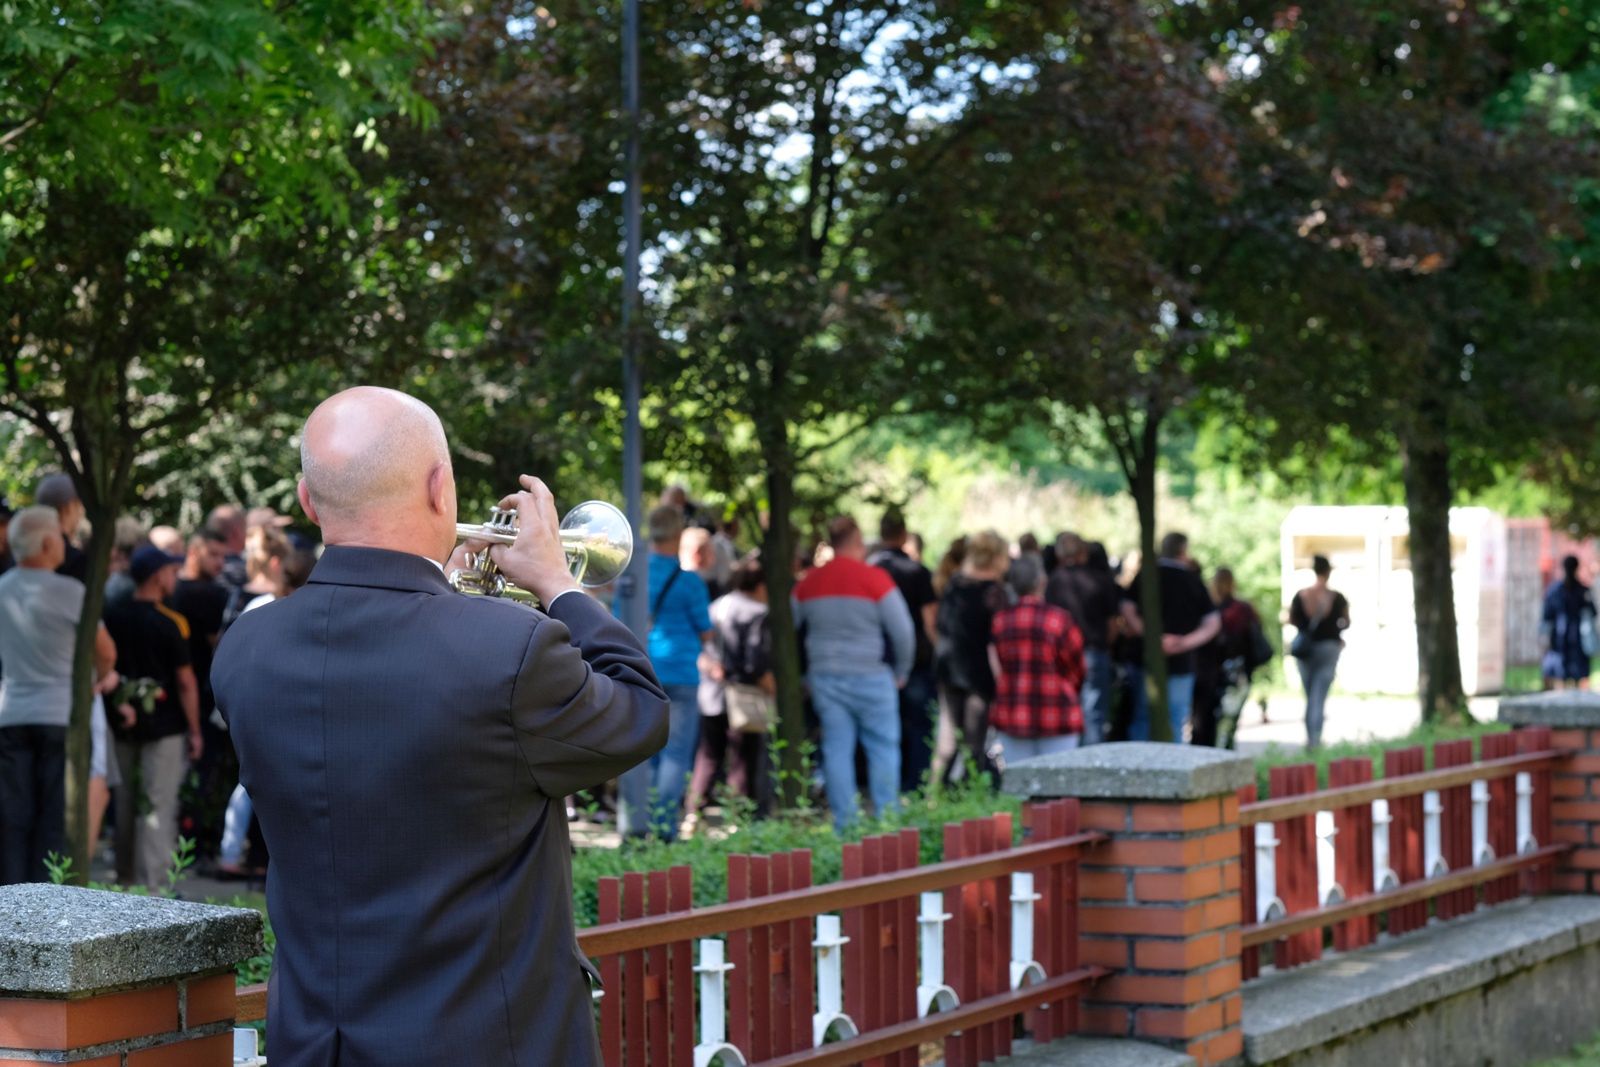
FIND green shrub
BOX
[571,776,1024,928]
[1251,719,1511,798]
[1537,1034,1600,1067]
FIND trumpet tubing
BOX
[448,499,633,606]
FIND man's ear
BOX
[427,463,450,516]
[297,479,321,528]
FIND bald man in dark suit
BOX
[213,386,666,1067]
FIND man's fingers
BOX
[513,475,560,534]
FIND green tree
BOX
[0,0,437,876]
[878,0,1242,738]
[1185,0,1600,720]
[610,0,1090,793]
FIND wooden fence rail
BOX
[1238,727,1565,977]
[236,800,1105,1067]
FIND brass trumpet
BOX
[450,499,634,607]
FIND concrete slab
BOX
[993,1036,1197,1066]
[1243,896,1600,1063]
[1003,741,1255,801]
[0,883,263,994]
[1500,690,1600,728]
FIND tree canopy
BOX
[3,0,1599,832]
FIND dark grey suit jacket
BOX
[212,546,668,1067]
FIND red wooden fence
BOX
[1238,728,1566,975]
[586,801,1101,1067]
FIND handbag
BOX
[725,683,775,734]
[1289,595,1330,660]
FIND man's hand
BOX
[187,730,204,763]
[1162,633,1187,656]
[445,538,484,576]
[698,652,725,683]
[117,703,137,728]
[94,669,121,697]
[488,475,582,608]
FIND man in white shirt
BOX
[0,506,116,884]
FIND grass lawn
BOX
[1538,1036,1600,1066]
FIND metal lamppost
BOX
[618,0,648,639]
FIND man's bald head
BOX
[298,387,456,560]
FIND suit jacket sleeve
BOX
[509,592,670,798]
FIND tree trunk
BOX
[759,431,808,810]
[1402,430,1468,723]
[64,505,116,883]
[1130,418,1171,741]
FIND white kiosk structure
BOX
[1279,506,1507,696]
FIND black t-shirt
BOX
[221,553,248,597]
[1045,565,1121,651]
[1290,589,1350,643]
[935,574,1009,698]
[170,578,229,708]
[870,547,937,671]
[57,542,88,583]
[1128,561,1218,676]
[103,599,192,741]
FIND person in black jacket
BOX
[212,387,668,1067]
[1045,533,1123,745]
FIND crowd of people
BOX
[0,477,313,886]
[0,471,1358,882]
[623,493,1317,840]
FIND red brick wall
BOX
[1550,726,1600,893]
[1074,793,1243,1065]
[0,971,236,1066]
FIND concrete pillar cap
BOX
[1000,741,1255,801]
[0,884,263,995]
[1500,690,1600,728]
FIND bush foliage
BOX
[571,777,1024,929]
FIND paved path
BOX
[1231,689,1501,756]
[140,687,1511,898]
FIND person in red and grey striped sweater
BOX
[988,554,1086,765]
[793,516,915,830]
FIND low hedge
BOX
[1251,718,1510,797]
[571,778,1022,928]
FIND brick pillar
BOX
[0,884,262,1066]
[1004,741,1253,1066]
[1503,691,1600,894]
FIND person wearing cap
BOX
[103,544,202,888]
[246,505,293,531]
[33,474,88,583]
[0,507,119,884]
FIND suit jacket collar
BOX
[307,545,453,596]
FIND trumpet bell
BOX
[450,499,634,606]
[559,500,634,586]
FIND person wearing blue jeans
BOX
[1079,647,1113,745]
[811,670,901,828]
[794,516,916,832]
[1124,667,1195,743]
[617,506,712,840]
[1122,533,1220,744]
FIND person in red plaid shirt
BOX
[988,555,1086,763]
